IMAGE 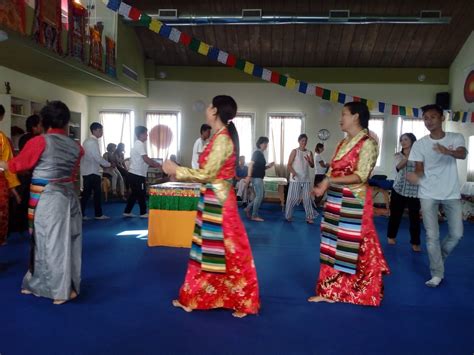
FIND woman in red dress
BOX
[309,102,389,306]
[163,95,260,317]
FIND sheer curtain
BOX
[99,111,133,157]
[397,117,429,148]
[233,113,254,162]
[468,136,474,182]
[267,115,303,177]
[368,116,384,167]
[145,111,179,160]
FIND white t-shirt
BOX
[191,137,208,169]
[409,132,466,200]
[129,140,149,177]
[314,152,327,175]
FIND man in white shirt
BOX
[81,122,111,220]
[123,126,161,218]
[313,143,329,207]
[408,104,468,287]
[191,124,211,169]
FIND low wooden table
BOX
[147,182,200,248]
[264,176,288,209]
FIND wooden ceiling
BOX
[128,0,474,68]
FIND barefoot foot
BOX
[172,299,192,312]
[53,290,79,305]
[21,289,32,295]
[232,311,247,318]
[388,238,396,245]
[308,296,335,303]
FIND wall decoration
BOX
[463,66,474,104]
[105,36,117,77]
[68,0,87,62]
[0,0,26,34]
[104,0,474,123]
[89,25,103,71]
[33,0,62,54]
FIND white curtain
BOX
[99,111,133,157]
[146,112,179,160]
[233,114,254,163]
[468,136,474,182]
[268,115,302,177]
[368,116,384,167]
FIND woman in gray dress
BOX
[0,101,84,305]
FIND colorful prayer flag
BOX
[243,61,254,75]
[198,42,210,56]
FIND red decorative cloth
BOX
[316,135,390,306]
[177,128,260,314]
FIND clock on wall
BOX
[317,129,330,141]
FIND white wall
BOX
[447,31,474,184]
[0,66,89,140]
[89,80,447,177]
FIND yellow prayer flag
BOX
[286,77,296,89]
[406,107,414,117]
[149,19,162,33]
[330,90,339,102]
[244,61,254,75]
[198,42,210,56]
[367,100,375,111]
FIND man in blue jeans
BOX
[407,104,468,287]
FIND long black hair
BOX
[399,132,417,155]
[212,95,239,158]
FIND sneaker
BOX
[122,213,136,218]
[94,215,110,220]
[425,276,443,288]
[139,213,149,218]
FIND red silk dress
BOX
[316,130,390,306]
[175,127,260,314]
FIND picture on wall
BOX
[105,36,117,78]
[89,25,103,71]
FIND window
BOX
[468,136,474,182]
[368,116,384,167]
[99,110,134,157]
[145,111,180,160]
[397,117,429,150]
[233,113,254,163]
[267,114,303,176]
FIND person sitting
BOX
[102,143,125,199]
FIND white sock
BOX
[425,276,443,287]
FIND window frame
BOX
[144,110,181,161]
[98,109,135,158]
[368,114,385,168]
[233,112,256,163]
[266,112,305,168]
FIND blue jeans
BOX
[420,198,463,278]
[246,178,264,218]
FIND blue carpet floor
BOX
[1,201,473,355]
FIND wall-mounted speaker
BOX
[435,92,450,110]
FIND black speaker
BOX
[435,92,450,110]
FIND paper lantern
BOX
[149,124,173,148]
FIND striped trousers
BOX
[285,181,315,220]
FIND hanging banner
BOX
[105,36,117,77]
[0,0,26,34]
[103,0,472,122]
[68,0,87,62]
[33,0,62,54]
[89,25,103,71]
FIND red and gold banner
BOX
[68,0,87,62]
[33,0,62,54]
[89,25,103,71]
[105,36,117,77]
[0,0,26,34]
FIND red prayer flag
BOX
[391,105,399,115]
[270,72,280,84]
[315,86,323,97]
[128,7,141,21]
[179,32,191,46]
